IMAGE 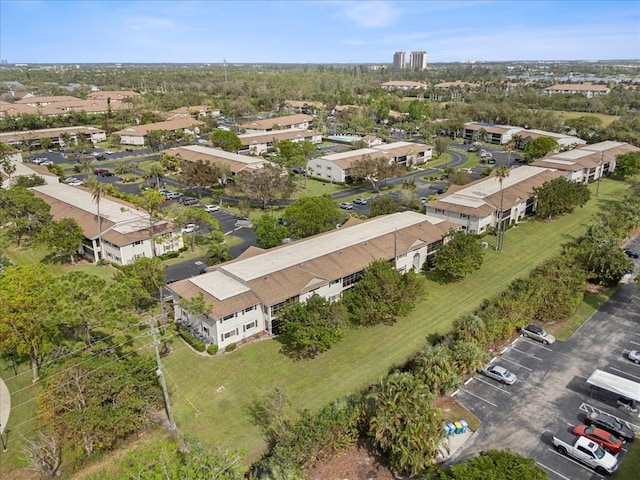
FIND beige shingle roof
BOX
[428,166,564,217]
[239,114,313,130]
[162,145,271,174]
[114,117,204,137]
[169,212,456,318]
[30,183,174,246]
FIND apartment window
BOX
[460,213,470,219]
[222,313,236,321]
[243,305,256,314]
[326,166,332,170]
[435,208,444,214]
[132,240,143,246]
[243,321,257,332]
[329,279,340,286]
[222,329,237,340]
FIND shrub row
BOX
[177,327,206,352]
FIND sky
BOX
[1,0,639,64]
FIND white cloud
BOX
[340,1,402,28]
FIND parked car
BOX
[467,146,478,152]
[353,198,367,205]
[521,324,556,345]
[479,364,517,385]
[180,197,199,206]
[94,168,109,175]
[32,157,48,165]
[420,197,428,204]
[552,429,618,475]
[67,180,84,186]
[628,350,640,364]
[572,424,624,454]
[624,248,639,259]
[40,160,54,166]
[64,177,79,184]
[291,167,306,174]
[165,192,183,200]
[104,150,114,155]
[339,202,353,210]
[584,412,635,442]
[204,204,220,213]
[100,172,114,177]
[181,223,198,234]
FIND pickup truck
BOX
[552,429,618,475]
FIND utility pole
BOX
[223,58,228,83]
[149,317,175,428]
[596,151,604,197]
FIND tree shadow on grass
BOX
[40,252,72,265]
[423,269,463,285]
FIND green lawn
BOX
[162,177,631,463]
[3,240,116,280]
[538,109,619,127]
[615,439,640,479]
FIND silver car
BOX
[521,324,556,345]
[480,364,517,385]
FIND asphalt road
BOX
[447,237,640,479]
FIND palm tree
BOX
[495,166,511,252]
[148,162,166,189]
[88,179,109,261]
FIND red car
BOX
[572,424,623,454]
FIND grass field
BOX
[615,439,640,479]
[161,177,631,464]
[539,109,619,127]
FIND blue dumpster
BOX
[459,420,469,433]
[446,422,456,436]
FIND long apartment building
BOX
[168,211,457,349]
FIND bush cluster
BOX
[207,344,219,355]
[178,328,206,352]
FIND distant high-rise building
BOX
[393,51,406,69]
[410,50,428,70]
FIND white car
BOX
[628,350,640,364]
[104,150,114,155]
[204,205,220,213]
[181,223,198,234]
[480,364,517,385]
[67,180,84,186]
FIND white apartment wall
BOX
[120,134,145,146]
[308,157,345,183]
[174,303,265,348]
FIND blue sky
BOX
[1,1,639,64]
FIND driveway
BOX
[448,278,640,479]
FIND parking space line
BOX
[521,338,553,352]
[500,357,533,372]
[630,340,640,346]
[536,461,571,480]
[510,346,543,361]
[472,376,512,394]
[546,448,605,479]
[608,366,640,381]
[458,389,497,407]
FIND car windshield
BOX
[594,445,605,459]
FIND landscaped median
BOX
[161,177,633,465]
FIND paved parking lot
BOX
[449,272,640,479]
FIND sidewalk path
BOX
[0,376,10,434]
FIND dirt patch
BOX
[305,440,396,480]
[585,282,608,294]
